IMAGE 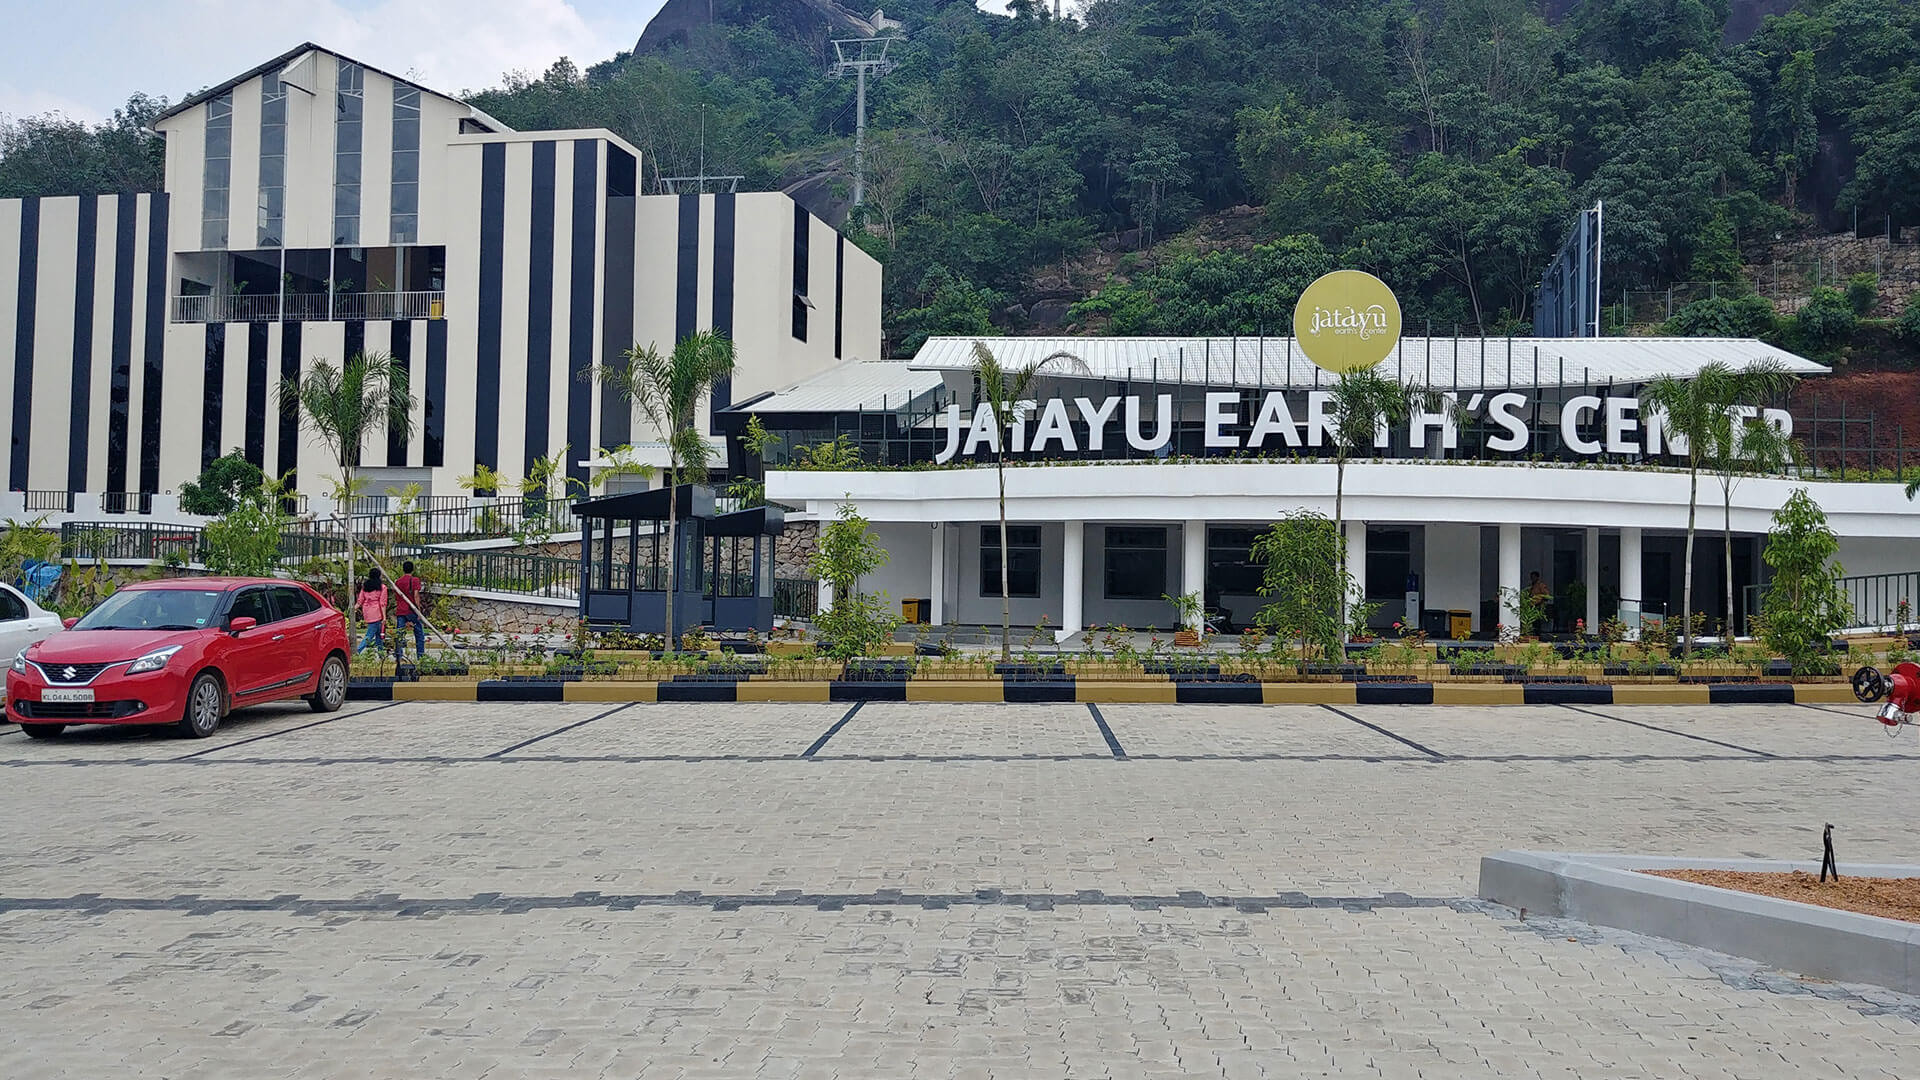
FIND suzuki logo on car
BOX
[61,666,77,680]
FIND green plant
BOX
[1162,591,1204,638]
[179,450,266,516]
[1845,271,1878,316]
[793,434,864,469]
[1346,596,1382,641]
[1322,368,1444,628]
[1759,489,1852,674]
[1497,586,1550,639]
[587,329,735,649]
[202,480,292,577]
[1795,286,1856,353]
[1249,509,1351,665]
[1896,293,1920,346]
[809,501,896,659]
[0,516,59,585]
[458,463,505,496]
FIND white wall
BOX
[1425,523,1482,631]
[1837,537,1919,579]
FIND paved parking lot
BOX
[3,700,1918,1078]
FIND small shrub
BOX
[1846,272,1878,316]
[1796,286,1857,352]
[1897,293,1920,344]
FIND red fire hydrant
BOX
[1855,661,1920,727]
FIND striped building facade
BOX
[0,43,882,504]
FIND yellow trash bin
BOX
[902,598,928,624]
[1448,610,1472,640]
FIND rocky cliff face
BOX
[636,0,900,53]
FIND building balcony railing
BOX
[171,291,446,324]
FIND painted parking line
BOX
[1558,704,1776,757]
[173,701,407,760]
[801,702,865,758]
[487,703,636,758]
[1321,704,1445,760]
[1085,703,1127,759]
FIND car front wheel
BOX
[308,654,347,713]
[19,723,64,739]
[177,673,224,739]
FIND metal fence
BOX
[334,496,580,541]
[172,291,445,323]
[424,549,579,600]
[774,577,818,619]
[1744,570,1920,633]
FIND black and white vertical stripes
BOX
[9,198,38,491]
[570,139,603,487]
[66,196,98,493]
[523,141,557,479]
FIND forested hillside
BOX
[6,0,1919,354]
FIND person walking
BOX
[355,569,389,656]
[394,560,426,660]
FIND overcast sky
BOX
[1,1,1028,124]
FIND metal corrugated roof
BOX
[908,337,1827,390]
[733,361,944,414]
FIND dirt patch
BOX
[1645,868,1920,924]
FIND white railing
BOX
[172,291,445,323]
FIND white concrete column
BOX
[1344,519,1367,622]
[1498,523,1521,635]
[929,523,946,627]
[816,576,833,615]
[1620,527,1643,638]
[1059,521,1084,643]
[1182,519,1206,629]
[1584,526,1601,633]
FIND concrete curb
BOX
[344,679,1871,707]
[1479,850,1920,995]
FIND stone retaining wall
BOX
[438,593,577,636]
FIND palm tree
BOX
[1324,368,1436,631]
[1702,373,1800,634]
[591,330,735,649]
[969,341,1077,661]
[1642,360,1797,654]
[280,351,415,637]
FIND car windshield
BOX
[71,589,225,632]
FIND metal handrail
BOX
[171,291,446,324]
[1744,571,1920,633]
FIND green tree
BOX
[1663,294,1776,337]
[0,94,167,198]
[589,330,735,649]
[1795,286,1857,353]
[808,501,897,659]
[1641,360,1796,653]
[1705,397,1800,633]
[202,483,291,577]
[1759,488,1851,672]
[279,351,416,640]
[1896,292,1920,345]
[179,451,266,516]
[968,341,1078,659]
[1249,509,1352,665]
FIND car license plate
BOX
[41,688,94,703]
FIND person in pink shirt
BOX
[355,569,389,655]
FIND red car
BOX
[6,578,350,740]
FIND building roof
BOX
[907,337,1828,391]
[728,360,944,415]
[151,42,510,131]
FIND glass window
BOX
[271,586,318,619]
[980,525,1041,599]
[74,589,224,631]
[0,588,25,621]
[333,59,364,246]
[1104,527,1167,600]
[227,588,274,626]
[391,85,421,244]
[258,72,287,247]
[201,92,232,250]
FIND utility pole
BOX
[829,36,898,208]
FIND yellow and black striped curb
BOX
[352,679,1864,706]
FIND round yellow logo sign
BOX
[1293,270,1402,374]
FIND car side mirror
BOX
[228,616,258,636]
[61,617,77,629]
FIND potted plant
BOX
[1164,591,1205,647]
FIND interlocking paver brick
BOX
[2,700,1917,1078]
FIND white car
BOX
[0,581,64,677]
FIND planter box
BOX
[1298,663,1365,677]
[995,663,1066,677]
[845,659,914,682]
[1448,663,1528,678]
[1604,664,1678,677]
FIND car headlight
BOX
[126,645,184,675]
[9,652,24,674]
